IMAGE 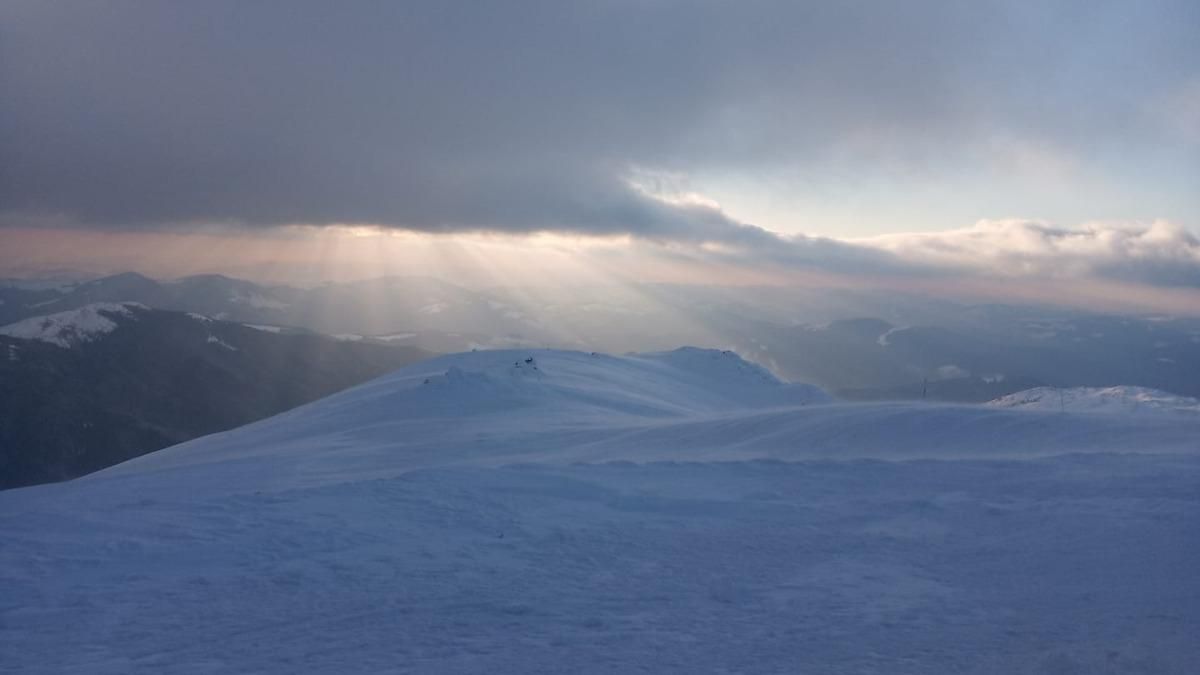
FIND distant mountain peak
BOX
[0,302,146,348]
[83,271,158,287]
[989,386,1200,416]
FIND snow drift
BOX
[95,348,1200,494]
[989,385,1200,416]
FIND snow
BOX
[243,323,284,333]
[27,298,62,308]
[206,335,237,351]
[418,301,449,314]
[0,302,144,348]
[2,348,1198,673]
[876,325,907,346]
[375,332,416,341]
[989,385,1200,416]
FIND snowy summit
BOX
[2,347,1199,673]
[0,302,145,348]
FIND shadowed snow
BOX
[1,348,1197,673]
[989,385,1200,416]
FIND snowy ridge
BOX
[87,348,1196,492]
[289,347,830,423]
[876,325,908,346]
[97,348,834,483]
[0,302,145,348]
[989,385,1200,416]
[3,348,1199,673]
[242,323,284,333]
[375,332,416,341]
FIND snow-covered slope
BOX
[2,348,1198,673]
[0,302,144,348]
[989,385,1200,416]
[95,348,1197,494]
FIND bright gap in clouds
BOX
[2,218,1198,317]
[0,226,787,289]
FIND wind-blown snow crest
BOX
[305,347,829,423]
[989,385,1200,416]
[0,302,145,348]
[81,348,1200,493]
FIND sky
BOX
[1,1,1198,310]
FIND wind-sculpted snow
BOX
[90,348,1197,491]
[87,349,835,486]
[2,348,1198,673]
[989,385,1200,416]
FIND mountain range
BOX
[0,303,430,489]
[5,272,1198,400]
[5,271,1199,488]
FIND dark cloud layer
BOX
[3,0,1197,243]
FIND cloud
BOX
[1,0,1197,238]
[617,208,1200,291]
[857,219,1200,287]
[2,0,1198,308]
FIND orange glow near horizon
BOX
[0,226,792,287]
[1,225,1198,317]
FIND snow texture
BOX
[1,348,1198,674]
[242,323,284,333]
[990,385,1200,416]
[0,302,144,348]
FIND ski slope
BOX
[2,348,1198,673]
